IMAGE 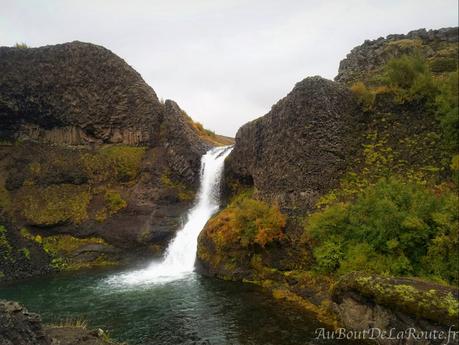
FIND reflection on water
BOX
[0,267,360,345]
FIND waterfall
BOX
[109,145,232,285]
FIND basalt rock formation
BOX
[0,41,220,282]
[198,27,459,343]
[335,27,458,85]
[224,76,363,213]
[0,41,163,145]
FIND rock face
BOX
[0,300,120,345]
[0,300,50,345]
[225,76,363,213]
[198,27,458,344]
[0,41,163,145]
[0,41,214,282]
[332,274,459,345]
[335,27,458,84]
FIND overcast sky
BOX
[2,0,457,136]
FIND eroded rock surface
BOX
[335,27,458,84]
[0,42,213,282]
[0,41,163,145]
[225,76,363,213]
[0,300,120,345]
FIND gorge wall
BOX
[197,26,459,343]
[0,41,223,282]
[224,76,364,214]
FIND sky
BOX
[1,0,457,136]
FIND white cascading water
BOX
[107,146,232,286]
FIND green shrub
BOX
[435,71,459,152]
[382,54,436,103]
[305,177,458,284]
[20,248,30,259]
[430,57,458,73]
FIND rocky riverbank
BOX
[0,299,121,345]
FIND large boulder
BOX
[0,41,164,145]
[0,300,50,345]
[225,76,363,213]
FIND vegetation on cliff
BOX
[197,28,459,330]
[305,177,458,284]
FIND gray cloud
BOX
[2,0,457,136]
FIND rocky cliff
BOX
[224,76,363,213]
[198,27,459,343]
[0,41,163,145]
[335,27,458,84]
[0,41,223,282]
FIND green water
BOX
[0,265,357,345]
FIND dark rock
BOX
[0,41,163,145]
[225,76,364,213]
[332,273,459,345]
[0,41,212,282]
[0,300,51,345]
[335,27,458,84]
[161,100,211,186]
[0,300,121,345]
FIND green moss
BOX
[20,247,30,260]
[17,184,91,226]
[81,145,146,183]
[41,235,118,271]
[99,146,146,182]
[338,273,459,324]
[104,190,127,215]
[0,225,13,260]
[161,174,195,201]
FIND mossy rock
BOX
[38,234,119,271]
[333,272,459,325]
[15,184,91,226]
